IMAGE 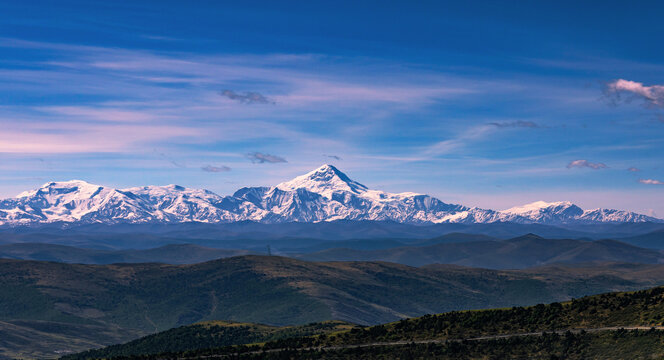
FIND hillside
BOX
[65,285,664,359]
[3,257,664,357]
[296,234,664,268]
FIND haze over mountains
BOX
[1,165,661,227]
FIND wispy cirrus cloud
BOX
[247,152,287,164]
[605,79,664,108]
[0,120,202,154]
[201,165,231,172]
[40,106,163,123]
[323,154,342,160]
[628,167,641,172]
[567,159,608,170]
[0,37,482,158]
[423,119,542,157]
[639,179,664,185]
[424,125,495,156]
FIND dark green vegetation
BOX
[192,330,664,359]
[4,256,664,358]
[70,286,664,359]
[297,234,664,268]
[67,321,356,359]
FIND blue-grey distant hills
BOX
[1,164,661,226]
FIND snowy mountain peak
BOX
[16,180,105,199]
[498,200,661,224]
[500,200,584,224]
[275,164,368,197]
[503,200,578,214]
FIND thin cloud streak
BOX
[423,119,541,158]
[202,165,231,172]
[323,154,342,160]
[488,120,540,128]
[567,160,608,170]
[247,152,287,164]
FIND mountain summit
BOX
[0,165,660,226]
[276,164,368,196]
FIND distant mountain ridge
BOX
[0,165,660,226]
[296,234,664,269]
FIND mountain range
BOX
[1,165,660,226]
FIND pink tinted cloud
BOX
[0,122,203,153]
[41,106,164,122]
[639,179,664,185]
[606,79,664,107]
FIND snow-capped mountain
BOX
[0,165,660,226]
[498,200,658,224]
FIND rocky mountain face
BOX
[0,165,660,226]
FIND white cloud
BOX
[639,179,664,185]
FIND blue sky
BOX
[1,0,663,215]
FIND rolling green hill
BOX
[68,285,664,359]
[3,256,664,358]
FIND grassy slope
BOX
[3,256,664,358]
